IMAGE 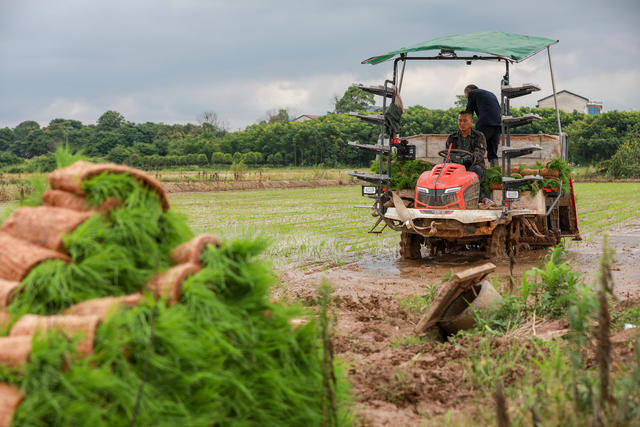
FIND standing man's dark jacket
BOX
[465,89,501,130]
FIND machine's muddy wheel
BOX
[400,231,422,260]
[488,225,507,259]
[427,239,448,256]
[508,218,527,257]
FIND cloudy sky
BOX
[1,0,638,130]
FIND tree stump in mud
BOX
[399,231,422,260]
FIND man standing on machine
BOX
[464,84,501,167]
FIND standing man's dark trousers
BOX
[478,126,501,166]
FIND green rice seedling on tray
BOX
[2,158,350,425]
[9,173,192,316]
[4,241,350,426]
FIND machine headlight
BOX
[416,186,429,194]
[443,187,462,194]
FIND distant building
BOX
[292,114,320,123]
[587,102,603,115]
[536,90,603,115]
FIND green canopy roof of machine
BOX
[362,31,558,65]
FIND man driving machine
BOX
[445,111,493,204]
[446,111,486,178]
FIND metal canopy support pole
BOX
[501,60,510,177]
[397,55,407,93]
[547,46,564,159]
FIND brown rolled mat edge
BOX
[170,234,221,266]
[49,161,170,211]
[0,279,20,309]
[0,206,93,252]
[0,382,23,427]
[42,189,88,211]
[64,293,144,318]
[0,233,71,282]
[9,314,101,356]
[147,263,201,304]
[0,336,32,368]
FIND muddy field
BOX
[279,220,640,425]
[1,182,638,424]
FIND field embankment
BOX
[0,167,359,201]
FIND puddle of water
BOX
[356,249,548,280]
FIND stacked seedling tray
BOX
[0,161,345,426]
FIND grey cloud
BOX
[0,0,638,128]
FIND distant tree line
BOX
[1,103,638,173]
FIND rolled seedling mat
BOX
[147,263,201,304]
[48,160,170,211]
[0,206,93,252]
[0,233,70,282]
[41,190,88,211]
[0,383,23,427]
[9,314,101,356]
[518,168,560,178]
[440,279,502,335]
[0,279,20,309]
[43,189,124,213]
[171,234,221,265]
[63,293,144,318]
[0,336,32,368]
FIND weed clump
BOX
[463,239,640,426]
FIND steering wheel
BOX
[438,148,473,160]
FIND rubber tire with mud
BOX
[487,225,507,259]
[400,231,422,260]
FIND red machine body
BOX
[414,163,480,210]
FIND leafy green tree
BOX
[131,142,158,156]
[0,128,14,152]
[97,111,126,130]
[0,151,21,167]
[266,108,292,124]
[210,152,226,164]
[198,111,227,137]
[106,146,131,164]
[333,86,375,113]
[195,154,208,166]
[454,95,467,108]
[14,120,40,138]
[49,118,82,130]
[266,153,275,164]
[243,151,263,165]
[606,138,640,178]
